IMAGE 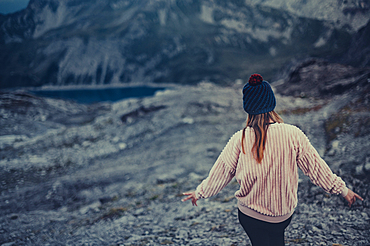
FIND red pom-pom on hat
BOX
[248,74,263,86]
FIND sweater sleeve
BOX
[195,132,241,199]
[295,128,346,195]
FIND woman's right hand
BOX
[344,189,364,207]
[181,191,198,206]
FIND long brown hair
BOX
[241,111,283,163]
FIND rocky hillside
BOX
[1,0,369,88]
[274,58,370,181]
[0,60,369,245]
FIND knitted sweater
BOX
[195,123,347,219]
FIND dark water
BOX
[0,0,29,14]
[29,86,167,104]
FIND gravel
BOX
[0,83,368,245]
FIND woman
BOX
[182,74,363,246]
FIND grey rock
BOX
[274,59,370,98]
[356,164,364,175]
[1,243,16,246]
[364,157,370,173]
[79,201,101,214]
[176,229,189,239]
[134,208,146,216]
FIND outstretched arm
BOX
[344,189,364,207]
[182,132,240,206]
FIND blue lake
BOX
[0,0,29,14]
[29,86,167,104]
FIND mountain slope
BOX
[0,0,366,88]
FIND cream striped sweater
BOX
[195,123,347,218]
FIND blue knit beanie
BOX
[242,74,276,115]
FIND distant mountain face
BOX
[246,0,370,31]
[0,0,369,88]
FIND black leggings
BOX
[238,209,292,246]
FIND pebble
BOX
[355,165,364,175]
[79,201,101,214]
[364,159,370,173]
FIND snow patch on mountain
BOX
[33,2,66,38]
[200,4,215,24]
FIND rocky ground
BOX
[0,76,369,245]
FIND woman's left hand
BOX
[344,189,364,207]
[182,191,198,206]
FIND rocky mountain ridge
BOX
[274,58,370,180]
[1,0,369,89]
